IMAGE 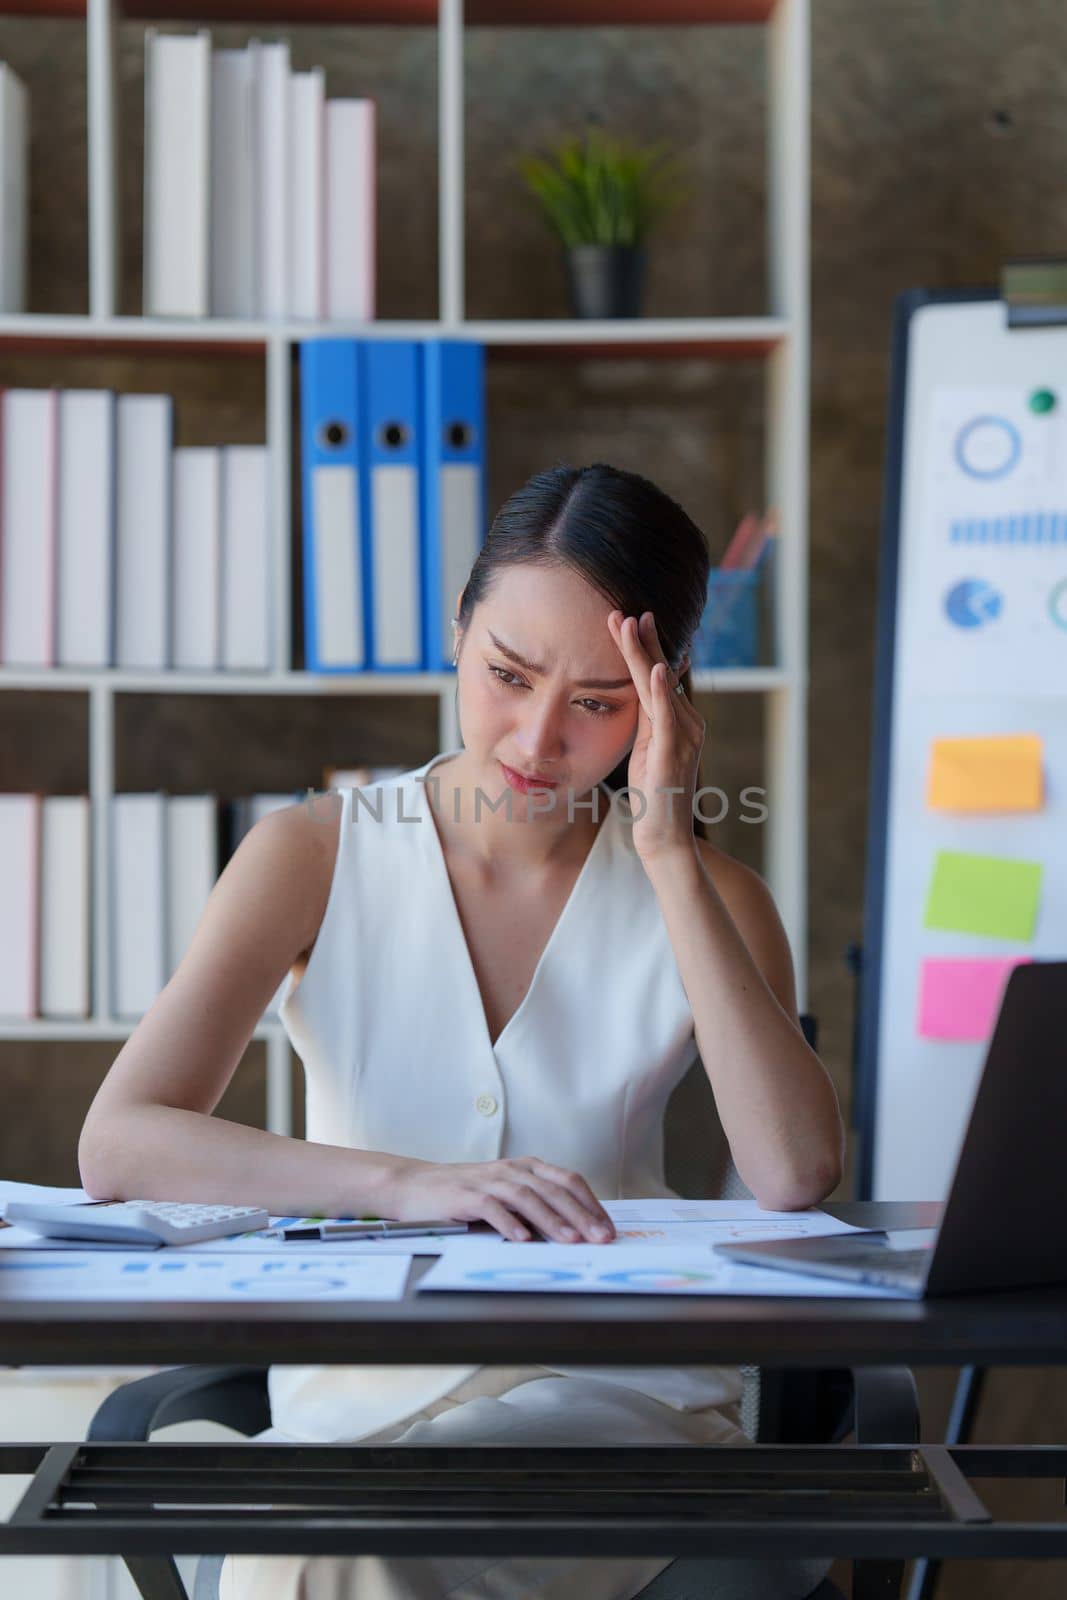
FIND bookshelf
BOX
[0,0,811,1149]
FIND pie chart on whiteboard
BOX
[944,579,1004,629]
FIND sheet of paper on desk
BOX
[0,1251,412,1301]
[603,1200,867,1244]
[142,1203,866,1256]
[418,1241,902,1298]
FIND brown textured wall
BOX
[1,10,1065,1587]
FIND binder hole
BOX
[319,420,349,450]
[378,421,409,450]
[446,422,474,450]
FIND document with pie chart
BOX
[418,1240,895,1298]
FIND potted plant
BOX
[517,119,689,319]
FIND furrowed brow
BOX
[487,631,633,691]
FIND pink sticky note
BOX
[918,957,1032,1042]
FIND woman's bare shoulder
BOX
[255,791,344,960]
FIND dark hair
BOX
[456,462,711,839]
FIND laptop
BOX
[716,960,1067,1297]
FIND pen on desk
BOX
[276,1220,470,1242]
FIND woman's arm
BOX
[78,798,409,1216]
[650,839,845,1212]
[603,608,844,1212]
[78,797,616,1242]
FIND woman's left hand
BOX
[607,609,706,869]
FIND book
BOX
[40,796,90,1019]
[143,29,211,318]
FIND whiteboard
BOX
[857,289,1067,1200]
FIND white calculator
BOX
[3,1200,270,1248]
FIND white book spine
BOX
[221,445,271,672]
[143,29,211,318]
[0,794,39,1019]
[165,794,218,981]
[325,99,376,321]
[115,394,172,671]
[58,390,115,668]
[288,67,325,320]
[40,795,91,1019]
[210,49,255,319]
[252,40,290,320]
[111,793,167,1020]
[172,446,222,671]
[0,63,28,313]
[1,389,57,667]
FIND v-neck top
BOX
[422,753,613,1057]
[267,749,744,1442]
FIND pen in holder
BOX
[692,525,776,669]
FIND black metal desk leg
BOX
[905,1365,987,1600]
[123,1554,191,1600]
[852,1366,920,1600]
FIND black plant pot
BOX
[563,244,646,319]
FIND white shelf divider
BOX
[88,682,113,1024]
[765,0,810,1005]
[0,666,783,694]
[440,0,465,325]
[267,336,294,674]
[0,312,791,347]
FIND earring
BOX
[451,617,459,668]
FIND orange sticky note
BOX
[927,734,1043,813]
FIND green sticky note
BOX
[924,850,1042,941]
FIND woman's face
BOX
[455,564,644,804]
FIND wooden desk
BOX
[1,1202,1065,1590]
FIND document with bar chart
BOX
[858,292,1067,1201]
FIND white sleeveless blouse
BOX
[268,749,744,1441]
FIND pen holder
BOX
[691,567,761,669]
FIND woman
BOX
[79,462,844,1600]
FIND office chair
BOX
[87,1014,918,1600]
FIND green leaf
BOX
[516,123,688,246]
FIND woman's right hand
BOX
[385,1156,616,1244]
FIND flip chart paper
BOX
[927,734,1043,813]
[923,850,1042,941]
[918,956,1031,1040]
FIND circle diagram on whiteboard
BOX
[954,415,1022,480]
[944,579,1004,629]
[1049,579,1067,631]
